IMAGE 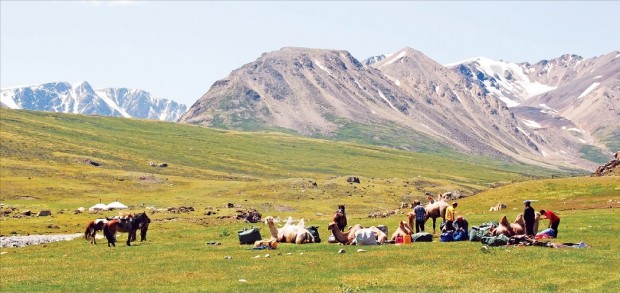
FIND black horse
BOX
[103,212,150,247]
[131,214,151,242]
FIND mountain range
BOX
[0,81,187,122]
[2,47,616,171]
[179,47,619,171]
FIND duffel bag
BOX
[440,231,454,242]
[481,234,509,246]
[306,226,321,243]
[452,230,468,241]
[238,227,262,244]
[411,232,433,242]
[469,227,480,241]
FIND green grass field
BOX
[1,109,619,292]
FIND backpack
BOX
[480,234,510,246]
[306,226,321,243]
[376,225,388,236]
[238,227,262,244]
[411,232,433,242]
[469,227,480,241]
[452,230,468,241]
[440,231,454,242]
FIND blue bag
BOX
[440,231,454,242]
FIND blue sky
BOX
[1,1,618,106]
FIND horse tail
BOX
[84,222,92,240]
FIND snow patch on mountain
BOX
[521,119,542,129]
[0,91,19,109]
[314,59,332,75]
[378,90,397,110]
[539,103,558,114]
[516,127,529,136]
[577,82,600,99]
[96,89,131,118]
[380,50,407,67]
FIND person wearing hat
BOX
[523,200,536,236]
[454,215,468,234]
[412,200,426,233]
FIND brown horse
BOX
[103,212,150,247]
[332,205,347,232]
[84,219,107,244]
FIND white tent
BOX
[89,203,109,211]
[106,201,128,210]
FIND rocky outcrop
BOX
[592,152,620,176]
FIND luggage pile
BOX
[469,221,499,242]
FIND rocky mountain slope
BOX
[451,52,620,160]
[1,81,187,122]
[179,47,600,171]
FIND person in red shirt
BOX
[539,210,561,237]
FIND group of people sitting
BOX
[409,198,561,241]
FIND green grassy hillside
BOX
[1,108,556,218]
[1,109,618,292]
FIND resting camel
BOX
[264,216,314,244]
[327,222,387,245]
[391,221,413,241]
[492,215,513,236]
[327,222,363,245]
[510,214,525,235]
[492,214,526,237]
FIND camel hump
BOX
[500,215,510,226]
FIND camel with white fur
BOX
[391,220,413,241]
[264,216,314,244]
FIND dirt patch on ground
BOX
[138,174,167,184]
[1,233,84,248]
[14,196,38,200]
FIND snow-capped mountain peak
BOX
[450,57,556,107]
[0,82,187,122]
